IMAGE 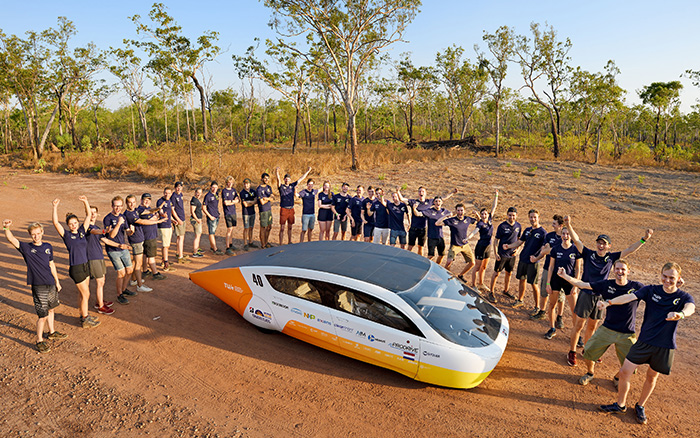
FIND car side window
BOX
[334,289,422,337]
[267,275,324,304]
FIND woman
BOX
[317,181,334,241]
[470,190,498,289]
[86,205,117,315]
[543,227,582,340]
[190,188,204,257]
[52,196,100,328]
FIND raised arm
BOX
[79,196,92,232]
[275,166,282,188]
[51,199,65,237]
[442,188,458,201]
[620,229,653,258]
[2,219,20,249]
[296,167,312,186]
[396,188,408,203]
[563,215,583,252]
[490,189,499,219]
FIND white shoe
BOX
[137,284,153,293]
[130,280,138,286]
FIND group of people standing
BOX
[3,167,695,426]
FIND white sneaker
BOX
[137,284,153,293]
[130,280,138,286]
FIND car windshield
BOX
[397,263,503,348]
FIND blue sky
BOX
[2,0,699,111]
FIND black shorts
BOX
[363,224,374,238]
[31,284,59,318]
[225,214,237,228]
[351,222,362,237]
[69,262,90,284]
[625,341,674,375]
[408,227,426,247]
[144,238,158,258]
[550,274,574,295]
[427,237,445,257]
[494,256,516,272]
[474,243,492,260]
[516,260,541,284]
[574,290,603,320]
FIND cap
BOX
[243,178,251,184]
[141,193,152,199]
[507,206,517,213]
[174,181,183,188]
[596,234,611,244]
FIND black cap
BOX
[596,234,611,244]
[174,181,183,188]
[507,206,517,213]
[141,193,152,199]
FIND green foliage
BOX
[528,165,538,173]
[573,169,581,178]
[378,173,386,180]
[614,174,621,181]
[21,185,28,190]
[400,183,408,191]
[81,135,92,151]
[637,175,645,184]
[505,162,511,167]
[55,134,73,151]
[124,149,147,166]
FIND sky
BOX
[2,0,699,112]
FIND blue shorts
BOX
[363,224,374,238]
[207,217,219,235]
[302,214,316,231]
[107,249,132,271]
[390,229,407,245]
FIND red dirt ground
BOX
[1,156,698,437]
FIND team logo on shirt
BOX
[534,233,541,238]
[45,248,51,255]
[673,298,681,305]
[569,253,577,260]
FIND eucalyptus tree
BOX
[515,22,572,158]
[394,53,436,141]
[638,80,683,157]
[262,0,422,170]
[109,45,153,146]
[86,80,115,149]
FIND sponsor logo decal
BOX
[422,351,440,358]
[291,307,303,316]
[501,327,509,337]
[403,351,416,361]
[334,323,354,332]
[367,334,386,343]
[317,318,332,326]
[355,330,367,338]
[389,341,419,354]
[248,307,273,323]
[271,301,288,309]
[223,282,244,293]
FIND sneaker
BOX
[94,301,114,310]
[577,336,584,349]
[555,315,564,329]
[47,331,68,340]
[613,376,619,389]
[243,244,250,250]
[544,328,557,340]
[248,242,260,248]
[129,280,138,286]
[225,247,235,255]
[191,252,203,258]
[579,372,594,386]
[213,249,224,255]
[511,299,524,308]
[117,294,129,305]
[531,309,547,320]
[599,402,626,414]
[162,264,176,272]
[634,404,647,424]
[152,272,167,280]
[137,284,153,293]
[176,256,191,264]
[529,307,541,317]
[122,289,138,296]
[196,248,205,254]
[81,316,101,329]
[487,292,497,303]
[567,350,577,366]
[142,270,153,277]
[36,341,51,353]
[502,290,515,299]
[264,243,273,248]
[97,305,115,315]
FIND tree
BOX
[109,45,152,146]
[394,53,436,141]
[263,0,422,170]
[638,81,682,157]
[515,22,572,158]
[477,25,515,157]
[131,2,220,142]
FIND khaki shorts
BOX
[190,218,202,235]
[582,325,636,365]
[448,244,475,264]
[159,227,173,248]
[260,211,273,228]
[89,259,106,279]
[174,221,187,237]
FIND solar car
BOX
[189,241,509,389]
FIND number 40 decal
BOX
[251,274,264,287]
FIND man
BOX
[505,209,546,311]
[529,215,565,323]
[171,181,188,263]
[406,187,457,256]
[124,194,153,294]
[136,193,167,281]
[386,190,409,249]
[598,262,694,425]
[104,196,135,305]
[203,181,224,255]
[189,188,204,257]
[277,166,312,245]
[296,179,318,243]
[558,260,643,386]
[413,197,451,263]
[3,219,66,353]
[368,188,390,245]
[156,187,175,271]
[348,185,365,241]
[331,182,352,241]
[361,186,376,243]
[85,205,115,315]
[566,215,653,366]
[239,179,258,249]
[437,203,476,278]
[489,207,521,299]
[256,173,275,249]
[222,176,240,255]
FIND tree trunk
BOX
[175,100,181,142]
[346,104,359,170]
[94,106,100,149]
[594,125,601,165]
[70,115,79,151]
[333,108,337,148]
[292,103,300,154]
[37,103,60,159]
[495,98,501,158]
[191,74,208,141]
[130,104,136,147]
[137,103,149,146]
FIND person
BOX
[361,186,376,243]
[349,185,365,241]
[239,179,258,249]
[156,187,176,271]
[317,181,333,241]
[189,188,204,257]
[171,181,188,263]
[489,207,521,300]
[566,215,653,366]
[85,205,115,315]
[437,203,476,279]
[277,166,312,245]
[369,188,391,245]
[296,179,318,243]
[221,176,240,255]
[529,215,565,323]
[598,262,694,425]
[3,219,66,353]
[136,193,167,281]
[331,182,351,241]
[406,187,457,256]
[124,194,153,294]
[203,181,224,255]
[51,196,101,329]
[470,190,498,288]
[505,209,546,312]
[104,196,136,305]
[386,190,409,249]
[413,197,451,263]
[542,227,582,340]
[557,260,644,387]
[256,173,275,248]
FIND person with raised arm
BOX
[469,190,499,291]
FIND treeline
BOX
[1,2,699,168]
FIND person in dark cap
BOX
[563,215,653,367]
[489,206,521,302]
